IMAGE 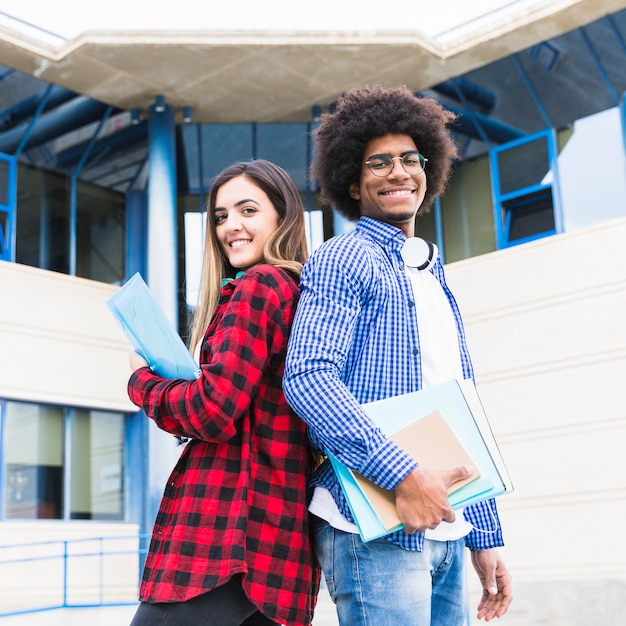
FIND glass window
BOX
[70,410,125,520]
[3,402,64,519]
[256,124,310,191]
[16,166,70,273]
[200,125,254,187]
[14,164,126,283]
[503,188,555,242]
[495,136,551,196]
[76,181,125,284]
[2,401,126,521]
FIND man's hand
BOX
[471,548,512,621]
[394,465,473,533]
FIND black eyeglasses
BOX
[364,151,428,177]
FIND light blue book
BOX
[329,378,513,542]
[106,272,201,380]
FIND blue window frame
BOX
[490,129,563,249]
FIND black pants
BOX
[129,578,279,626]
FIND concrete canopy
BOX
[2,0,626,124]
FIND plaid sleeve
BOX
[464,498,505,550]
[128,267,294,441]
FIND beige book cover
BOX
[353,409,481,532]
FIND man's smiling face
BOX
[349,133,427,238]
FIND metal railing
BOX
[0,533,149,618]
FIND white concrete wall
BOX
[0,262,135,412]
[446,217,626,625]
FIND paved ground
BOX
[312,586,339,626]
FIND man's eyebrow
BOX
[366,150,419,158]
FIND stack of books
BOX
[328,378,513,542]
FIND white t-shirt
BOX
[405,260,473,541]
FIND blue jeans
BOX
[312,516,468,626]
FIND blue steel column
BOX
[146,94,181,524]
[147,94,177,322]
[125,189,147,280]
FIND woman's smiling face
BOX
[213,175,280,270]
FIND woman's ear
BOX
[349,183,360,200]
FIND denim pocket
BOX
[311,516,337,601]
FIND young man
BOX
[284,86,512,625]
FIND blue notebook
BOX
[328,378,513,542]
[106,272,201,380]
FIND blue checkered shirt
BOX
[284,216,504,551]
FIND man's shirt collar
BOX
[356,216,406,250]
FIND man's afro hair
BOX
[310,85,459,221]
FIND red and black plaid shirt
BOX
[128,265,320,626]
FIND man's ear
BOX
[349,183,360,200]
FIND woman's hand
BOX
[129,351,149,372]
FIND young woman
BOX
[128,160,319,626]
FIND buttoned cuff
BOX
[359,438,418,490]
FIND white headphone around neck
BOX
[401,237,438,271]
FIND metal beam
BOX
[0,97,115,154]
[432,78,496,112]
[54,121,148,169]
[442,103,526,144]
[0,85,77,131]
